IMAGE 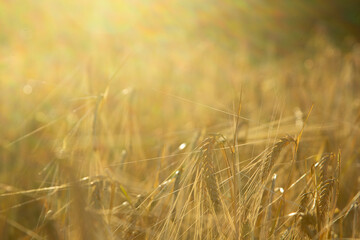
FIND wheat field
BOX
[1,1,359,239]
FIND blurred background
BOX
[1,0,359,140]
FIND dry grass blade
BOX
[0,215,44,240]
[171,169,182,221]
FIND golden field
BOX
[0,1,359,239]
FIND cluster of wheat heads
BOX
[1,122,359,240]
[108,134,347,239]
[2,93,360,240]
[87,131,353,239]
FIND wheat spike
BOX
[298,192,312,214]
[199,136,221,212]
[319,179,334,221]
[261,136,295,182]
[319,153,331,184]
